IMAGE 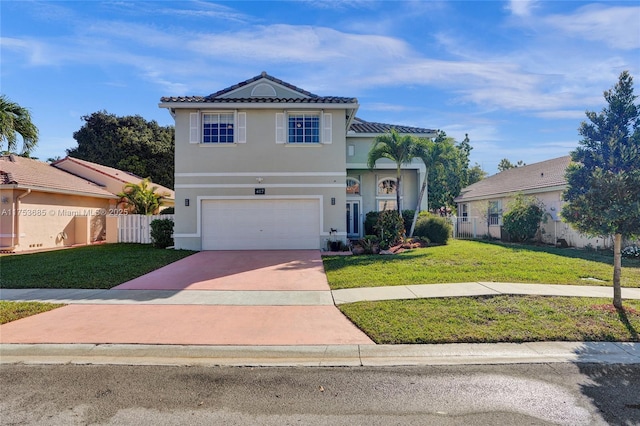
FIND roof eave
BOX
[455,184,567,203]
[0,184,118,199]
[159,101,359,110]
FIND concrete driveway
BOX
[0,250,373,346]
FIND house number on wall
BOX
[255,188,266,195]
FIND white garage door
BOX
[202,199,321,250]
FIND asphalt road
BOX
[1,363,639,425]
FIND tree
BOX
[118,178,169,215]
[367,129,417,214]
[67,111,175,188]
[562,71,640,309]
[0,95,39,155]
[426,132,486,211]
[498,158,526,172]
[408,136,456,236]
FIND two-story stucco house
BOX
[160,72,435,251]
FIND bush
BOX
[375,210,405,250]
[413,214,451,245]
[622,245,639,259]
[401,210,415,232]
[364,211,379,235]
[502,194,545,242]
[366,210,415,236]
[150,219,174,249]
[160,206,175,214]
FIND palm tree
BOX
[0,95,39,155]
[408,137,456,236]
[367,129,417,214]
[118,178,168,215]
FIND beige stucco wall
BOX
[173,108,349,250]
[0,188,116,252]
[457,189,611,249]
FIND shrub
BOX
[160,206,175,214]
[413,214,451,245]
[401,210,415,232]
[622,245,639,259]
[502,194,546,242]
[375,210,405,250]
[150,218,174,249]
[364,211,379,235]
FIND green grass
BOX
[324,239,640,289]
[0,244,196,289]
[0,301,64,324]
[339,296,640,344]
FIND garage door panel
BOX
[202,199,320,250]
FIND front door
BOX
[346,200,361,238]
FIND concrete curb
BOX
[2,342,639,367]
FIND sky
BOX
[1,0,639,175]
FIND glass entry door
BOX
[346,200,361,238]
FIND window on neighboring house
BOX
[203,113,234,143]
[460,203,469,222]
[346,177,360,195]
[488,200,502,226]
[288,113,319,143]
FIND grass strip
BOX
[0,244,196,289]
[0,301,64,324]
[324,239,640,289]
[339,296,640,344]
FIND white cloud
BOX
[506,0,539,17]
[544,4,640,50]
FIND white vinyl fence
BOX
[118,214,174,244]
[450,216,480,239]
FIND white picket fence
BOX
[118,214,174,244]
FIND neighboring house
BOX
[0,155,119,252]
[454,156,610,249]
[159,72,436,250]
[52,156,175,208]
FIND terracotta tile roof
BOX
[160,95,357,104]
[52,157,175,199]
[348,118,436,135]
[0,155,117,198]
[160,71,357,105]
[455,156,572,202]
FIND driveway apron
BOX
[0,250,373,346]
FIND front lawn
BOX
[324,239,640,289]
[0,301,64,324]
[0,244,196,289]
[339,296,640,344]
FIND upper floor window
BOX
[377,178,397,195]
[288,114,319,143]
[203,113,234,143]
[190,111,246,145]
[276,112,331,145]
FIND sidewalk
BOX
[2,283,640,366]
[3,282,640,305]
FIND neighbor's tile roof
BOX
[160,71,357,104]
[348,118,436,135]
[0,155,117,198]
[455,156,572,201]
[53,157,175,199]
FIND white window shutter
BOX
[322,113,332,144]
[237,112,246,143]
[275,113,285,144]
[189,112,199,144]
